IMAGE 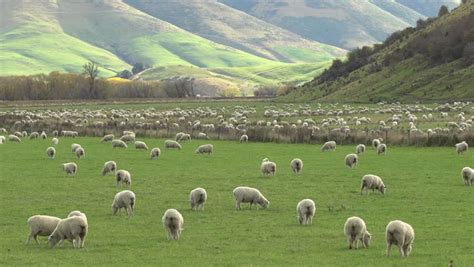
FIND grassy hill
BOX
[395,0,461,17]
[281,1,474,103]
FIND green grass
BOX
[1,137,473,265]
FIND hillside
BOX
[281,1,474,103]
[219,0,460,49]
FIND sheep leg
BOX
[386,243,392,256]
[398,245,405,257]
[236,201,241,210]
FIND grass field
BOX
[0,137,473,266]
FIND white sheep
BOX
[75,147,85,159]
[189,187,207,210]
[175,132,185,141]
[377,144,387,155]
[112,190,136,216]
[240,134,248,143]
[165,140,182,150]
[71,143,81,153]
[356,144,365,155]
[261,158,276,176]
[62,162,77,175]
[372,138,381,148]
[48,216,88,248]
[46,147,56,159]
[296,199,316,225]
[135,141,148,150]
[178,134,191,142]
[455,141,468,154]
[67,210,88,224]
[290,158,303,174]
[321,141,336,152]
[150,147,161,159]
[360,174,386,194]
[233,186,269,209]
[51,137,59,146]
[162,209,184,240]
[102,161,117,176]
[8,134,21,142]
[385,220,415,257]
[26,215,61,245]
[112,139,128,149]
[120,134,135,143]
[116,170,131,187]
[100,134,114,143]
[30,132,39,139]
[343,216,371,249]
[195,144,213,154]
[40,131,47,139]
[345,153,358,168]
[461,167,473,185]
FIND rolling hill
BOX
[281,1,474,102]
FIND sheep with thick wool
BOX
[455,141,468,154]
[345,153,358,168]
[290,158,303,174]
[46,147,56,159]
[321,141,336,152]
[240,134,248,143]
[165,140,182,150]
[356,144,365,155]
[112,139,128,149]
[385,220,415,257]
[102,161,117,176]
[62,162,77,175]
[344,216,371,249]
[233,186,269,209]
[261,158,276,176]
[134,141,148,150]
[100,134,114,143]
[75,147,85,159]
[189,187,207,210]
[48,216,88,249]
[162,209,184,240]
[150,147,161,159]
[116,170,131,187]
[461,167,474,185]
[296,199,315,225]
[360,174,386,194]
[377,144,387,155]
[26,215,61,245]
[8,134,21,142]
[195,144,213,154]
[112,190,136,216]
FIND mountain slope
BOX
[282,1,474,102]
[395,0,461,17]
[125,0,345,63]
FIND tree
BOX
[82,61,99,98]
[118,69,133,79]
[218,86,240,97]
[132,63,146,74]
[438,5,449,17]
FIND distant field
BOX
[0,137,473,265]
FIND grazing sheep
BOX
[386,220,415,257]
[178,134,191,142]
[0,135,4,144]
[356,144,365,155]
[461,167,474,185]
[345,153,358,169]
[120,134,135,143]
[150,147,161,159]
[26,215,61,245]
[48,216,88,248]
[290,158,303,174]
[189,187,207,210]
[51,138,59,146]
[195,144,213,154]
[100,134,114,143]
[67,211,87,224]
[321,141,336,152]
[112,190,136,216]
[102,161,117,176]
[52,130,59,137]
[197,132,209,140]
[46,147,56,159]
[116,170,132,187]
[296,199,316,225]
[377,144,387,155]
[112,139,128,149]
[233,186,269,209]
[372,138,381,148]
[240,134,248,143]
[62,162,77,175]
[75,147,85,159]
[175,132,185,141]
[71,143,81,153]
[344,216,371,249]
[455,141,468,154]
[135,141,149,150]
[40,131,47,139]
[165,140,182,150]
[261,158,277,176]
[162,209,184,240]
[30,132,39,139]
[361,174,386,194]
[8,134,21,142]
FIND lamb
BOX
[112,190,136,216]
[233,186,269,209]
[189,187,207,210]
[343,216,371,249]
[48,216,88,248]
[296,199,316,225]
[150,147,161,159]
[46,147,56,159]
[372,138,381,148]
[195,144,213,154]
[116,170,132,187]
[26,215,61,245]
[165,140,182,150]
[321,141,336,152]
[261,158,277,176]
[100,134,114,143]
[360,174,386,194]
[345,153,358,169]
[112,139,128,149]
[385,220,415,257]
[162,209,184,240]
[8,134,21,142]
[71,143,81,153]
[290,158,303,174]
[356,144,365,155]
[51,137,59,146]
[377,144,387,155]
[461,167,474,185]
[240,134,248,143]
[75,147,85,159]
[135,141,149,150]
[455,141,468,154]
[62,162,77,175]
[102,161,117,176]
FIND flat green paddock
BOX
[0,138,473,266]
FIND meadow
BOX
[0,137,473,266]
